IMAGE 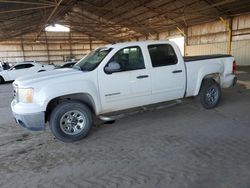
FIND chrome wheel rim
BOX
[206,87,218,104]
[59,110,86,135]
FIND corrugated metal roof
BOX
[0,0,250,41]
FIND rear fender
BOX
[194,63,223,96]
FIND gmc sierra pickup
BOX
[11,41,237,142]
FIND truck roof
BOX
[105,40,172,49]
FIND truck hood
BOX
[14,68,82,87]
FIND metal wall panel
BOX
[0,32,106,65]
[186,40,250,65]
[232,40,250,66]
[186,43,227,56]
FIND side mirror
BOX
[104,61,121,74]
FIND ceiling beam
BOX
[0,0,55,5]
[185,0,237,14]
[35,0,64,40]
[67,9,137,38]
[0,5,55,14]
[77,1,155,36]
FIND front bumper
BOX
[12,111,45,131]
[11,100,45,131]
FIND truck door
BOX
[147,44,186,103]
[98,46,151,113]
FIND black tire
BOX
[49,101,93,142]
[0,76,4,84]
[104,120,116,124]
[199,79,221,109]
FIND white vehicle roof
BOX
[15,61,37,65]
[105,40,171,49]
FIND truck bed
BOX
[184,54,232,62]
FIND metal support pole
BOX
[89,37,92,51]
[176,27,185,36]
[45,32,50,64]
[20,36,25,61]
[184,27,188,56]
[156,33,160,40]
[176,27,187,55]
[220,17,232,54]
[69,31,72,57]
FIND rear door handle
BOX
[172,70,183,73]
[136,75,149,79]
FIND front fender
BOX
[34,79,101,114]
[0,71,8,80]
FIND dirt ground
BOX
[0,67,250,188]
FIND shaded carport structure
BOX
[0,0,250,43]
[0,1,250,187]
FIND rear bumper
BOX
[232,76,237,86]
[221,75,237,88]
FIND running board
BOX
[99,99,182,122]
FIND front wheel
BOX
[199,79,221,109]
[50,101,93,142]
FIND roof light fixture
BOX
[45,24,70,32]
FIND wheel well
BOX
[197,73,220,95]
[203,73,220,84]
[0,76,5,83]
[45,93,96,122]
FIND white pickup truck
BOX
[11,41,237,142]
[0,61,54,84]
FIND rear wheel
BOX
[199,79,221,109]
[50,101,93,142]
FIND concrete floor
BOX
[0,67,250,188]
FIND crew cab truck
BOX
[11,41,237,142]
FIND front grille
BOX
[13,88,17,98]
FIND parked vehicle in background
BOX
[0,61,54,84]
[0,62,11,71]
[11,41,237,142]
[55,61,76,69]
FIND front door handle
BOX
[136,75,149,79]
[172,70,183,73]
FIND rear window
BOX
[148,44,178,67]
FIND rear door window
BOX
[148,44,178,67]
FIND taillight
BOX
[233,61,237,74]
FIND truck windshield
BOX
[73,47,112,71]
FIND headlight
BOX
[18,88,34,103]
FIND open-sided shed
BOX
[0,0,250,65]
